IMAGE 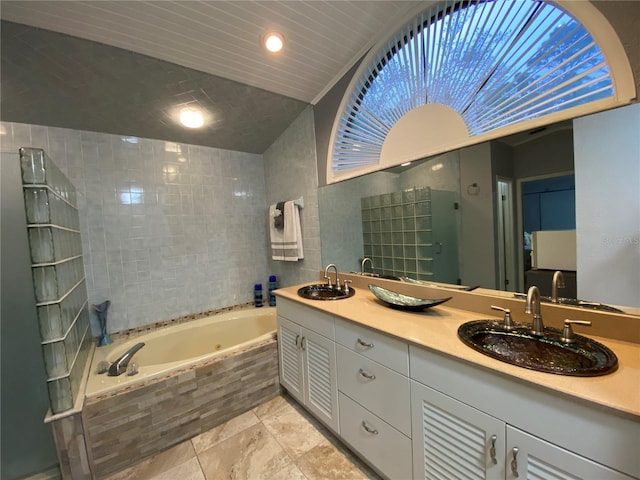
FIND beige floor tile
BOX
[252,394,290,420]
[260,401,327,458]
[296,442,370,480]
[149,457,205,480]
[198,422,292,480]
[191,409,260,454]
[268,462,308,480]
[104,441,197,480]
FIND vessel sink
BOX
[457,320,618,376]
[298,284,355,300]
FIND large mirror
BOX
[319,107,640,315]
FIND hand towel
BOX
[274,201,285,230]
[270,201,303,261]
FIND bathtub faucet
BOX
[108,342,145,376]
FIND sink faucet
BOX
[324,263,340,289]
[108,342,145,376]
[525,286,544,336]
[551,270,565,303]
[361,257,373,274]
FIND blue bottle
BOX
[254,283,263,307]
[268,275,277,306]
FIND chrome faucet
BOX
[551,270,565,303]
[525,286,544,336]
[361,257,373,274]
[324,263,340,289]
[108,342,145,376]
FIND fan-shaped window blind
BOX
[331,0,616,177]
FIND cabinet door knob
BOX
[358,368,376,380]
[295,334,300,348]
[361,421,379,435]
[489,435,497,464]
[510,447,519,478]
[356,338,374,348]
[300,336,306,351]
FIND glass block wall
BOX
[20,147,91,414]
[361,187,434,280]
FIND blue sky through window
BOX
[333,0,613,173]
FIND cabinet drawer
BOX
[277,297,334,339]
[335,317,408,375]
[337,345,410,436]
[338,392,412,480]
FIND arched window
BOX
[328,0,635,183]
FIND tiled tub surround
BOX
[20,147,92,414]
[49,306,280,479]
[87,307,277,397]
[2,121,270,335]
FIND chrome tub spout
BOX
[108,342,145,376]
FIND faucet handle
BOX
[561,319,592,343]
[324,274,333,288]
[343,280,352,294]
[491,305,514,330]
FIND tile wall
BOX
[263,107,322,286]
[2,121,269,334]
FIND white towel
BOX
[270,201,303,261]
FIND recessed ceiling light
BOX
[263,32,284,53]
[179,108,204,128]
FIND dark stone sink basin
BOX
[298,284,355,300]
[458,321,618,376]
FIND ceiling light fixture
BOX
[179,108,204,128]
[263,32,284,53]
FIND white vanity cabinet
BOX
[277,298,339,433]
[411,381,634,480]
[335,318,413,479]
[410,347,638,480]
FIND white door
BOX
[411,381,505,480]
[301,327,339,433]
[277,316,303,403]
[506,426,635,480]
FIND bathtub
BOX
[86,306,277,398]
[83,306,280,477]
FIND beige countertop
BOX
[276,281,640,419]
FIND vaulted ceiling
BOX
[0,1,417,153]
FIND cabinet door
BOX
[506,426,635,480]
[302,327,339,433]
[411,380,505,480]
[277,316,303,403]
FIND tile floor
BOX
[104,394,381,480]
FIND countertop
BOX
[275,282,640,419]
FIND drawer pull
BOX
[356,338,374,348]
[358,368,376,380]
[361,421,379,435]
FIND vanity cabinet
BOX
[277,296,638,480]
[334,318,413,479]
[411,381,633,480]
[277,298,339,433]
[410,347,638,480]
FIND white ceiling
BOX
[0,1,420,104]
